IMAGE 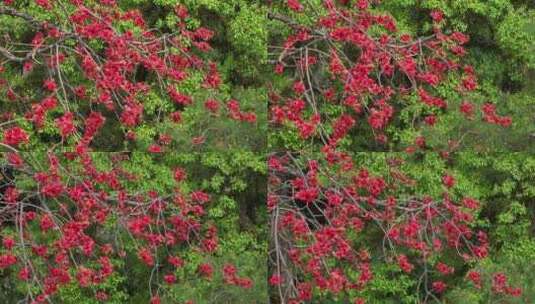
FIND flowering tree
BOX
[0,0,531,303]
[267,1,518,303]
[0,1,257,303]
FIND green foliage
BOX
[2,0,535,302]
[352,263,419,304]
[497,8,535,68]
[57,266,129,304]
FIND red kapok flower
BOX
[287,0,303,12]
[269,274,282,286]
[430,10,444,23]
[164,274,176,284]
[3,127,29,147]
[55,112,76,138]
[198,263,213,279]
[432,281,447,293]
[442,174,455,188]
[43,78,57,91]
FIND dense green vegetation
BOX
[1,0,534,303]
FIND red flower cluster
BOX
[482,103,512,127]
[2,126,29,147]
[287,0,303,12]
[222,264,253,288]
